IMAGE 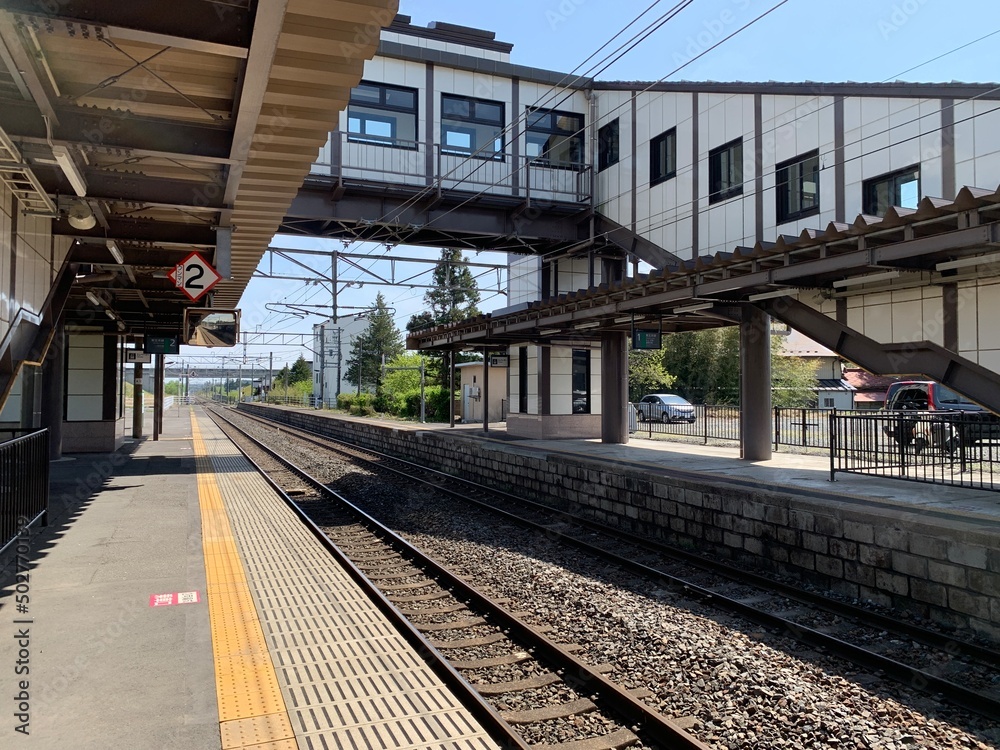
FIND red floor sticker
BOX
[149,591,202,607]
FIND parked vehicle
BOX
[635,394,696,423]
[882,381,1000,453]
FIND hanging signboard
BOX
[632,329,662,350]
[167,251,221,302]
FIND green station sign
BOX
[143,335,180,355]
[632,329,662,350]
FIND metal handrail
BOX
[0,428,48,556]
[312,131,591,204]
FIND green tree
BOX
[345,293,404,392]
[288,355,312,385]
[662,327,820,405]
[407,248,482,387]
[771,337,821,407]
[628,348,675,402]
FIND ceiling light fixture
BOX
[85,290,102,306]
[573,321,602,330]
[51,145,88,197]
[935,252,1000,272]
[614,314,645,324]
[748,288,799,302]
[106,239,124,264]
[66,199,96,230]
[673,302,714,314]
[104,308,116,320]
[538,328,560,335]
[831,270,900,289]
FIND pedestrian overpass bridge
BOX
[269,14,1000,452]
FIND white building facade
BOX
[321,17,1000,437]
[312,315,370,404]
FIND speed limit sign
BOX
[168,251,221,302]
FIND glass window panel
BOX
[475,102,502,123]
[899,176,919,208]
[572,350,590,414]
[442,96,470,118]
[351,84,381,104]
[445,130,472,149]
[385,88,415,109]
[526,110,551,129]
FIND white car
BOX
[635,393,696,423]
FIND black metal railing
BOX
[830,410,1000,491]
[634,403,742,443]
[1,429,49,556]
[773,407,837,449]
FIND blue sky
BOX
[198,0,999,373]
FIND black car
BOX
[882,381,1000,453]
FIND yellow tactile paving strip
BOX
[191,414,297,750]
[194,410,500,750]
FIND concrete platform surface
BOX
[0,410,217,749]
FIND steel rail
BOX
[208,405,711,750]
[232,404,1000,722]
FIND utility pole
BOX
[268,352,273,403]
[318,323,326,408]
[357,337,363,396]
[333,328,342,399]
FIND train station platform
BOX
[237,402,1000,642]
[0,406,499,750]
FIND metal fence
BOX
[1,429,48,556]
[633,404,742,443]
[830,410,1000,491]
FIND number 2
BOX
[185,262,205,289]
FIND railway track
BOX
[221,404,1000,728]
[206,405,711,750]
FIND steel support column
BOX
[740,304,772,461]
[482,347,490,435]
[40,325,64,459]
[132,362,143,439]
[601,331,629,444]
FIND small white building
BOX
[456,360,508,424]
[312,314,370,402]
[778,330,855,410]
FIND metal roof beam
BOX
[2,98,233,160]
[53,218,216,246]
[32,165,226,210]
[4,0,251,51]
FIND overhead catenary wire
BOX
[264,0,700,332]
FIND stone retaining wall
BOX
[239,403,1000,643]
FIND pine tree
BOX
[406,248,482,387]
[345,293,404,392]
[288,355,311,384]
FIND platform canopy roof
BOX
[407,185,1000,351]
[0,0,396,335]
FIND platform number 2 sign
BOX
[168,251,222,302]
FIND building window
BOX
[518,347,528,413]
[441,95,504,158]
[863,165,920,215]
[572,349,590,414]
[650,128,677,186]
[526,107,584,168]
[776,150,820,223]
[347,81,418,147]
[709,138,743,204]
[598,119,619,171]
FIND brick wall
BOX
[239,404,1000,643]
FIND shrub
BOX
[337,393,355,411]
[350,393,374,416]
